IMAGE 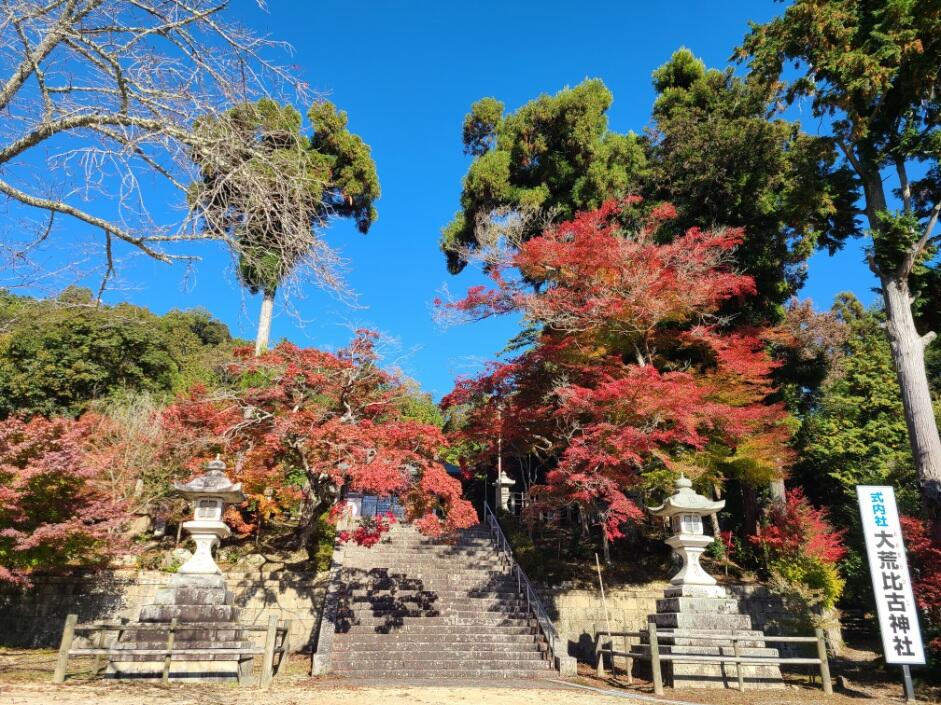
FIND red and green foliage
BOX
[751,488,847,609]
[443,200,793,540]
[901,516,941,655]
[159,332,476,544]
[0,415,126,584]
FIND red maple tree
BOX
[443,199,793,539]
[0,415,127,584]
[159,331,477,545]
[901,516,941,654]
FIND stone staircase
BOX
[327,523,554,678]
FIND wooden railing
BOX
[594,623,832,696]
[52,614,289,687]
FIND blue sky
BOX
[87,1,877,398]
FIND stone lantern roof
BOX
[173,458,246,504]
[648,475,724,518]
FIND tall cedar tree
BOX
[440,80,647,273]
[740,0,941,534]
[159,333,476,548]
[649,48,859,323]
[191,99,379,355]
[442,201,793,542]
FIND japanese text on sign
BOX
[856,485,925,665]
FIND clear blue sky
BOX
[98,1,877,399]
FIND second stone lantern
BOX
[173,457,246,575]
[629,475,783,689]
[649,475,725,596]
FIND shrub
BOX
[901,516,941,659]
[752,488,846,611]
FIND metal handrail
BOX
[483,501,561,669]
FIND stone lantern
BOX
[173,458,245,575]
[649,475,725,596]
[495,469,515,512]
[108,458,253,682]
[630,475,784,689]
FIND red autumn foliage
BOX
[901,516,941,653]
[159,331,476,544]
[0,415,127,584]
[339,512,396,548]
[750,488,847,564]
[442,200,793,540]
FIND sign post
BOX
[856,485,925,703]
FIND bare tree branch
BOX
[0,0,307,290]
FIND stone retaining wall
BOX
[540,582,793,660]
[0,568,327,653]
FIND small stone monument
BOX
[495,470,515,511]
[636,476,783,689]
[108,458,254,681]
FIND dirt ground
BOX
[1,651,938,705]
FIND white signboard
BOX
[856,485,925,665]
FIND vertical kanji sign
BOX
[856,485,925,665]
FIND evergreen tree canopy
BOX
[649,48,860,322]
[191,98,380,298]
[441,80,647,273]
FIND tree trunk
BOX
[742,484,758,538]
[769,479,786,510]
[254,288,275,356]
[881,275,941,535]
[294,495,323,554]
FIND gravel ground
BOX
[1,651,937,704]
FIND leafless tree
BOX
[0,0,306,295]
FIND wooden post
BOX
[276,619,291,675]
[733,637,744,691]
[594,623,605,677]
[260,615,279,687]
[162,618,177,683]
[815,628,833,695]
[649,621,663,697]
[92,628,106,675]
[623,613,633,685]
[52,614,78,684]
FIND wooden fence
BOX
[594,622,832,696]
[52,614,289,687]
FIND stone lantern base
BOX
[106,573,254,682]
[632,585,784,689]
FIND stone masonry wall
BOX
[541,582,793,661]
[0,568,327,653]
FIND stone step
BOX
[331,655,548,669]
[348,547,500,553]
[333,636,543,649]
[337,614,535,627]
[340,623,538,636]
[652,612,753,630]
[656,597,744,614]
[332,644,546,656]
[330,667,553,679]
[343,596,524,609]
[137,605,240,622]
[111,640,252,650]
[338,602,527,614]
[338,582,522,600]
